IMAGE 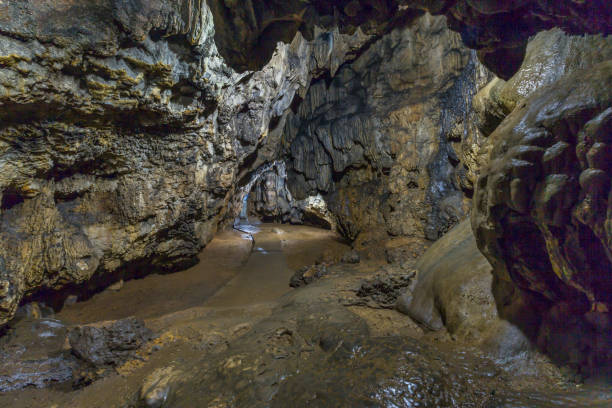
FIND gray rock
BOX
[282,14,491,246]
[68,317,154,367]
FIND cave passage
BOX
[1,0,612,406]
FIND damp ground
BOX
[0,224,610,407]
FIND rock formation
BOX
[281,14,490,247]
[0,0,374,325]
[472,61,612,373]
[0,0,611,381]
[205,1,612,79]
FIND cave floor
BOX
[1,224,611,407]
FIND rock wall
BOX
[0,0,376,325]
[205,1,612,79]
[469,29,612,373]
[472,64,612,374]
[280,14,490,248]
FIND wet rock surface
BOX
[289,264,330,288]
[0,318,74,392]
[0,224,609,407]
[129,265,608,408]
[139,365,184,408]
[69,317,154,367]
[472,60,612,375]
[0,315,156,393]
[282,14,490,247]
[397,220,496,334]
[1,0,612,405]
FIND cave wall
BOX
[204,1,612,80]
[280,14,490,249]
[0,0,377,325]
[1,0,611,365]
[471,30,612,371]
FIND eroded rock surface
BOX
[205,1,612,80]
[472,60,612,374]
[0,0,375,325]
[282,14,490,247]
[409,0,612,79]
[69,317,154,367]
[0,318,74,392]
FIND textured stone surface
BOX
[282,14,490,245]
[205,1,612,79]
[472,60,612,373]
[466,28,612,197]
[207,0,424,72]
[396,220,561,376]
[0,318,74,392]
[423,0,612,79]
[68,317,154,367]
[0,0,374,325]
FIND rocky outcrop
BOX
[0,0,236,326]
[207,0,425,72]
[282,14,490,246]
[396,220,567,377]
[205,1,612,79]
[68,317,154,367]
[0,0,376,325]
[472,60,612,374]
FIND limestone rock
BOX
[0,0,374,326]
[466,28,612,203]
[435,0,612,79]
[472,60,612,373]
[68,317,154,367]
[397,220,497,335]
[283,14,490,243]
[289,264,329,288]
[207,1,612,79]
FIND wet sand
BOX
[56,224,347,325]
[55,229,253,324]
[1,224,609,407]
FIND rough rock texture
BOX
[464,28,612,200]
[435,0,612,79]
[289,264,329,288]
[472,60,612,374]
[0,317,74,392]
[282,14,490,247]
[68,317,154,367]
[205,1,612,79]
[0,0,373,325]
[240,162,335,228]
[207,0,424,72]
